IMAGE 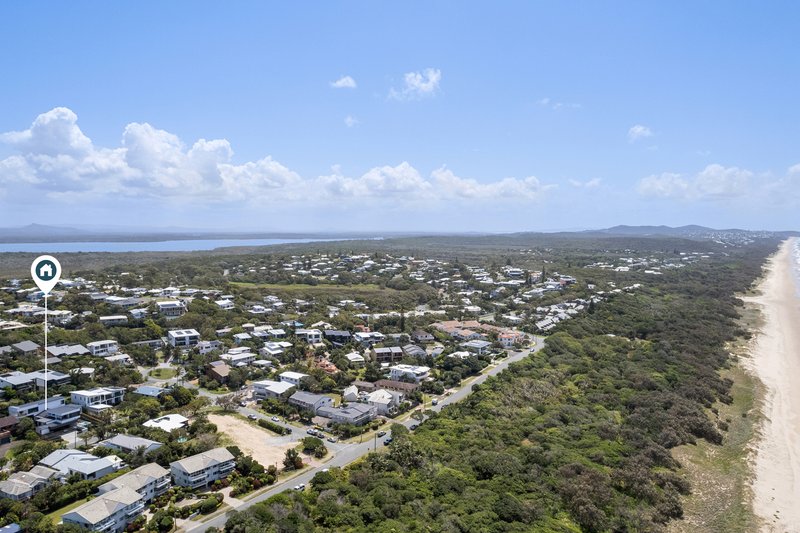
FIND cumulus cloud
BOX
[389,68,441,100]
[330,75,357,89]
[344,115,359,127]
[0,107,556,208]
[628,124,653,143]
[638,164,753,200]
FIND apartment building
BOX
[170,447,235,488]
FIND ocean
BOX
[0,238,341,253]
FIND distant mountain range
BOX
[0,223,793,243]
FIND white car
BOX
[271,416,280,422]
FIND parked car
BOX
[410,424,418,430]
[383,437,393,445]
[431,398,438,406]
[248,414,258,420]
[271,416,281,422]
[306,429,316,435]
[377,431,387,437]
[293,484,305,491]
[327,436,338,443]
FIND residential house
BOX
[215,299,235,310]
[11,341,39,357]
[34,404,82,435]
[323,330,351,346]
[252,380,295,400]
[288,391,333,414]
[366,389,403,415]
[461,339,492,355]
[344,352,365,367]
[39,449,122,480]
[98,463,170,502]
[170,447,235,488]
[295,329,323,344]
[374,379,419,394]
[353,331,386,347]
[9,395,65,418]
[402,344,427,359]
[99,315,128,327]
[62,486,145,533]
[389,365,430,383]
[232,332,252,345]
[167,329,200,347]
[143,414,189,433]
[27,369,71,390]
[0,371,35,392]
[156,300,185,319]
[411,330,434,343]
[197,340,222,355]
[46,344,89,357]
[317,403,376,426]
[206,361,230,384]
[342,385,359,402]
[372,346,403,364]
[87,340,119,356]
[279,371,308,386]
[133,385,168,398]
[70,387,126,413]
[0,465,58,501]
[220,347,256,366]
[98,434,163,455]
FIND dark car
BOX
[383,437,393,445]
[410,424,418,430]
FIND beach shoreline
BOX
[744,237,800,532]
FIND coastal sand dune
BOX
[745,238,800,532]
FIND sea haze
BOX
[0,238,342,253]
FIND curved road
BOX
[185,336,545,532]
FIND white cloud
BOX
[628,124,653,143]
[0,107,557,208]
[344,115,359,127]
[569,178,602,189]
[537,97,581,110]
[389,68,441,100]
[330,75,357,89]
[637,164,752,200]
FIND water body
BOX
[0,238,343,253]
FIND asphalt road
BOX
[185,336,544,533]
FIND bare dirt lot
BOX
[209,414,299,469]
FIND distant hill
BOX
[0,223,89,239]
[595,224,726,236]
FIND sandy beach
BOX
[745,238,800,532]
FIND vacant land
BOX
[149,367,177,379]
[209,414,299,469]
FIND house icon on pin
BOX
[39,264,53,278]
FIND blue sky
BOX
[1,1,799,232]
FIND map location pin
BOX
[31,255,62,295]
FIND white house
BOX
[342,385,359,402]
[295,328,323,344]
[143,414,189,433]
[170,447,235,488]
[70,387,125,413]
[215,299,235,310]
[388,364,430,383]
[220,347,255,366]
[252,380,296,400]
[344,352,365,367]
[279,371,309,386]
[99,315,128,326]
[288,391,333,414]
[87,340,119,356]
[62,486,145,533]
[366,389,403,415]
[168,329,200,347]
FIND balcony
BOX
[126,502,145,516]
[94,518,116,531]
[156,477,170,488]
[218,462,235,472]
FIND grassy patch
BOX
[668,356,760,532]
[149,367,177,379]
[45,496,92,523]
